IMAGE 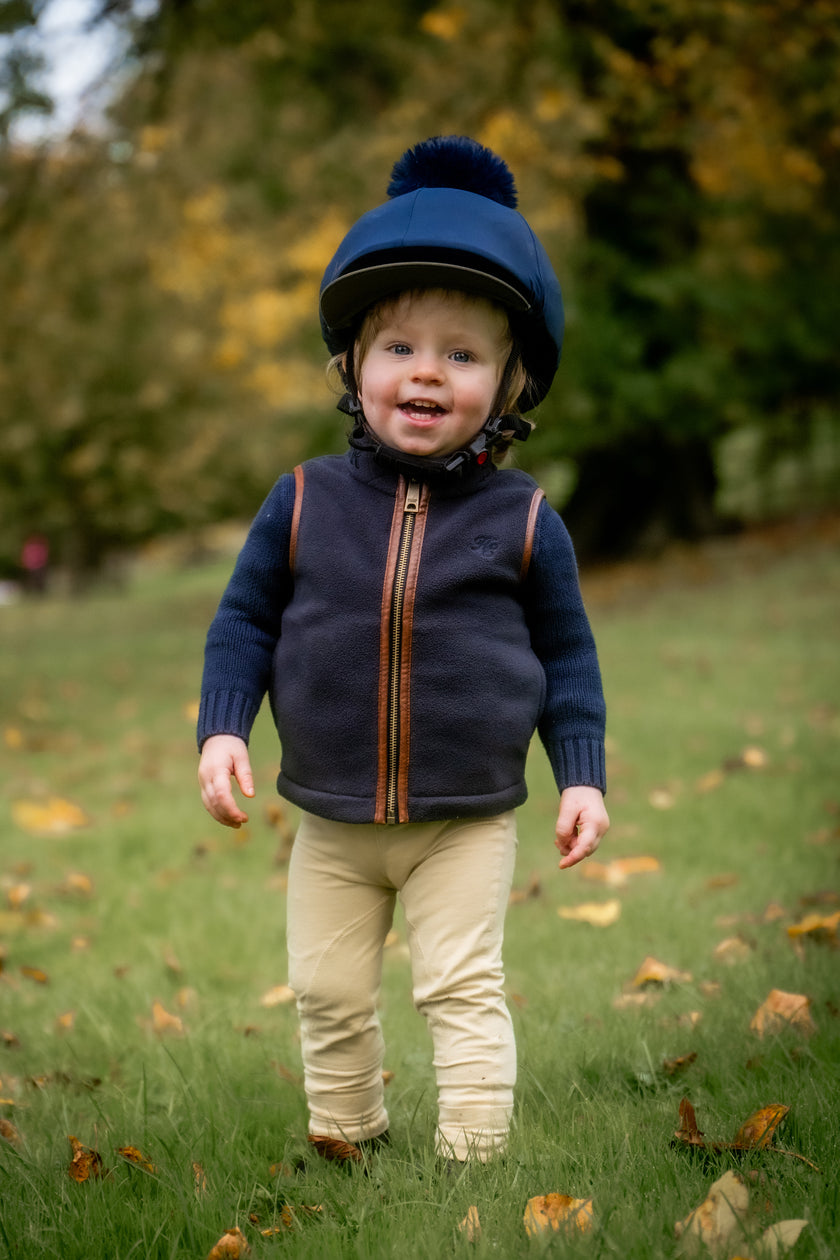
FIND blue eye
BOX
[390,343,411,355]
[451,350,472,363]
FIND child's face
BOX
[356,290,509,460]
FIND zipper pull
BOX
[404,480,421,514]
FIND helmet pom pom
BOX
[387,135,518,208]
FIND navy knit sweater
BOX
[198,448,606,823]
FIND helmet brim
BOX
[320,260,531,330]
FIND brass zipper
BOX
[386,479,421,824]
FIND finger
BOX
[204,771,248,828]
[232,754,255,800]
[557,821,601,869]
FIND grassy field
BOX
[0,518,838,1259]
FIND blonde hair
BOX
[327,288,534,459]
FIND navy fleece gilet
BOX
[198,449,606,823]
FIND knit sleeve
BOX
[524,500,607,794]
[197,474,296,750]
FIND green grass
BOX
[0,526,838,1258]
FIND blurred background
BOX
[1,0,838,591]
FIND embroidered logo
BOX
[470,535,500,558]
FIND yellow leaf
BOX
[151,1000,184,1036]
[12,797,89,836]
[117,1144,157,1173]
[4,727,24,750]
[20,965,49,985]
[67,1135,107,1182]
[207,1227,250,1259]
[732,1103,789,1149]
[713,936,753,964]
[259,984,296,1008]
[674,1171,749,1250]
[631,956,692,987]
[750,990,816,1038]
[524,1193,594,1238]
[458,1205,481,1240]
[787,910,840,942]
[558,899,621,927]
[579,856,660,887]
[55,1011,75,1033]
[193,1161,208,1196]
[60,872,94,897]
[1,1118,21,1145]
[648,788,676,810]
[741,746,768,768]
[6,884,31,909]
[419,6,468,40]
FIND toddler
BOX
[198,136,609,1164]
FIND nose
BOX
[410,350,445,383]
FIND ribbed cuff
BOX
[546,738,607,795]
[197,690,260,750]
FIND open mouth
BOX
[399,400,447,420]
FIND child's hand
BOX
[198,734,255,828]
[554,785,609,870]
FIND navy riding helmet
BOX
[319,136,564,413]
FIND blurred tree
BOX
[1,0,837,576]
[0,0,52,141]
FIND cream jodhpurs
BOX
[286,809,518,1161]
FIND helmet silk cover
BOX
[319,136,564,412]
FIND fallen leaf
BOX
[713,936,754,964]
[674,1098,705,1147]
[458,1205,481,1240]
[60,872,94,897]
[6,884,31,909]
[163,947,183,975]
[509,872,542,903]
[207,1227,250,1259]
[259,984,296,1008]
[732,1104,789,1150]
[613,991,660,1010]
[1,1031,21,1048]
[787,910,840,943]
[741,746,768,768]
[117,1145,156,1173]
[68,1135,107,1182]
[580,856,661,886]
[705,873,739,890]
[695,768,726,793]
[193,1161,208,1196]
[763,903,787,922]
[20,966,48,985]
[524,1193,594,1238]
[649,788,676,810]
[750,990,816,1038]
[558,898,621,926]
[674,1170,749,1252]
[151,1000,184,1036]
[11,798,90,836]
[0,1118,21,1144]
[758,1219,808,1259]
[269,1161,295,1178]
[631,956,692,987]
[672,1099,818,1170]
[663,1052,698,1077]
[55,1011,75,1033]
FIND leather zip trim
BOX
[374,480,408,824]
[290,464,305,574]
[520,488,544,580]
[395,482,429,822]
